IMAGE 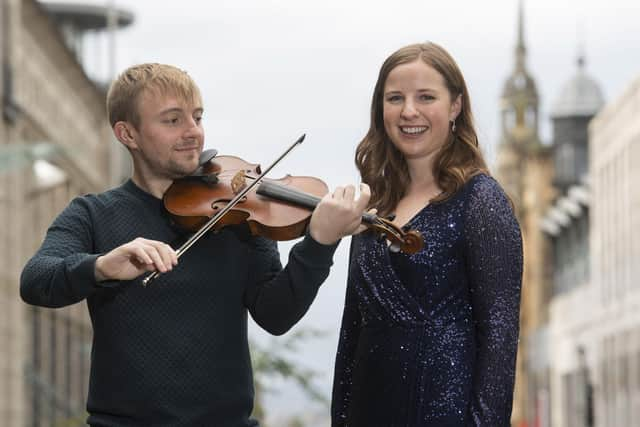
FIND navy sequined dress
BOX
[331,174,523,427]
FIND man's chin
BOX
[168,163,200,180]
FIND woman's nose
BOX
[400,101,419,119]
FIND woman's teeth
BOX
[400,126,427,135]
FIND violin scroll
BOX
[363,214,424,254]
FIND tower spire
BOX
[498,0,540,146]
[576,18,586,70]
[516,0,527,72]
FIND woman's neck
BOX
[405,157,439,196]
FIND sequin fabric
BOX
[331,174,523,427]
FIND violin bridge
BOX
[231,171,247,194]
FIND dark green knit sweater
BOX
[20,179,338,427]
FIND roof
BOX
[39,1,134,31]
[551,56,604,118]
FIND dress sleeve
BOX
[331,239,362,426]
[243,232,339,335]
[463,177,523,426]
[20,197,100,308]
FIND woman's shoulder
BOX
[462,173,508,200]
[458,173,513,214]
[465,172,500,191]
[459,173,522,246]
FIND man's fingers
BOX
[96,237,178,281]
[356,183,371,211]
[151,241,178,269]
[332,186,345,200]
[143,244,169,273]
[132,245,154,266]
[342,185,356,202]
[153,242,178,272]
[308,182,374,244]
[131,240,176,273]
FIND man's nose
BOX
[184,118,203,138]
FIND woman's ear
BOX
[113,121,137,149]
[450,94,462,122]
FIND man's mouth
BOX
[175,145,200,152]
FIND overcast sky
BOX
[80,0,640,176]
[46,0,640,422]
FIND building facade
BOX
[493,2,555,425]
[543,53,604,427]
[1,0,129,425]
[587,76,640,427]
[498,5,640,425]
[545,72,640,427]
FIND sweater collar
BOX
[123,179,164,207]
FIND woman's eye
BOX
[386,95,403,103]
[419,94,435,101]
[194,116,203,124]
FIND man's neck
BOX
[131,173,172,199]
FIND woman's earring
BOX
[450,120,457,133]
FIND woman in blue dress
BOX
[331,42,523,426]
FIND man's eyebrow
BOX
[158,107,204,115]
[158,107,183,115]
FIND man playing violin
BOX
[20,63,370,427]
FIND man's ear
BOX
[450,94,462,122]
[113,121,137,149]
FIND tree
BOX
[250,328,329,425]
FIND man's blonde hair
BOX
[106,63,202,129]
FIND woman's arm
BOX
[464,176,523,426]
[331,239,362,426]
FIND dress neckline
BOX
[391,190,443,230]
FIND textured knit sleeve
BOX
[20,197,100,308]
[331,239,362,427]
[243,232,339,335]
[464,176,523,426]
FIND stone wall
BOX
[1,0,113,425]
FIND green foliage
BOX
[286,417,306,427]
[250,327,329,424]
[53,413,88,427]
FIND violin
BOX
[142,135,423,286]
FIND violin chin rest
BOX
[188,149,220,177]
[199,149,218,166]
[200,174,219,185]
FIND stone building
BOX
[542,53,604,427]
[544,72,640,427]
[583,75,639,427]
[0,0,131,425]
[493,2,555,425]
[497,4,640,426]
